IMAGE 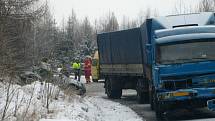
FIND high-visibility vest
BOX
[72,62,80,69]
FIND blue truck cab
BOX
[97,12,215,119]
[144,12,215,118]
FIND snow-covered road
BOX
[40,95,143,121]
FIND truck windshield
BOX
[157,41,215,64]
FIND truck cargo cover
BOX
[97,28,143,64]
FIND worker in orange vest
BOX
[84,56,92,83]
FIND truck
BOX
[91,51,99,82]
[97,12,215,119]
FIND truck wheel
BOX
[154,94,165,120]
[149,90,154,110]
[136,79,149,104]
[155,103,165,121]
[106,78,122,99]
[137,91,149,104]
[137,90,144,104]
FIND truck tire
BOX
[154,93,165,120]
[137,91,149,104]
[136,79,149,104]
[149,90,154,110]
[155,103,165,121]
[149,88,155,110]
[105,78,122,99]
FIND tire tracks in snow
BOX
[83,95,143,121]
[83,96,105,121]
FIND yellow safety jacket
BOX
[72,62,80,70]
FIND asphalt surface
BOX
[85,82,215,121]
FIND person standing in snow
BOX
[84,56,92,83]
[72,59,81,81]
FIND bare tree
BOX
[137,8,154,26]
[22,82,36,121]
[120,15,138,30]
[0,0,47,77]
[197,0,215,12]
[1,77,17,121]
[106,12,119,32]
[98,12,119,32]
[121,15,130,30]
[173,0,197,14]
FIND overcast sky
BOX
[48,0,200,26]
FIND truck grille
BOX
[163,79,192,90]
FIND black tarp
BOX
[97,28,143,64]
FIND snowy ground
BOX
[40,96,142,121]
[0,77,143,121]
